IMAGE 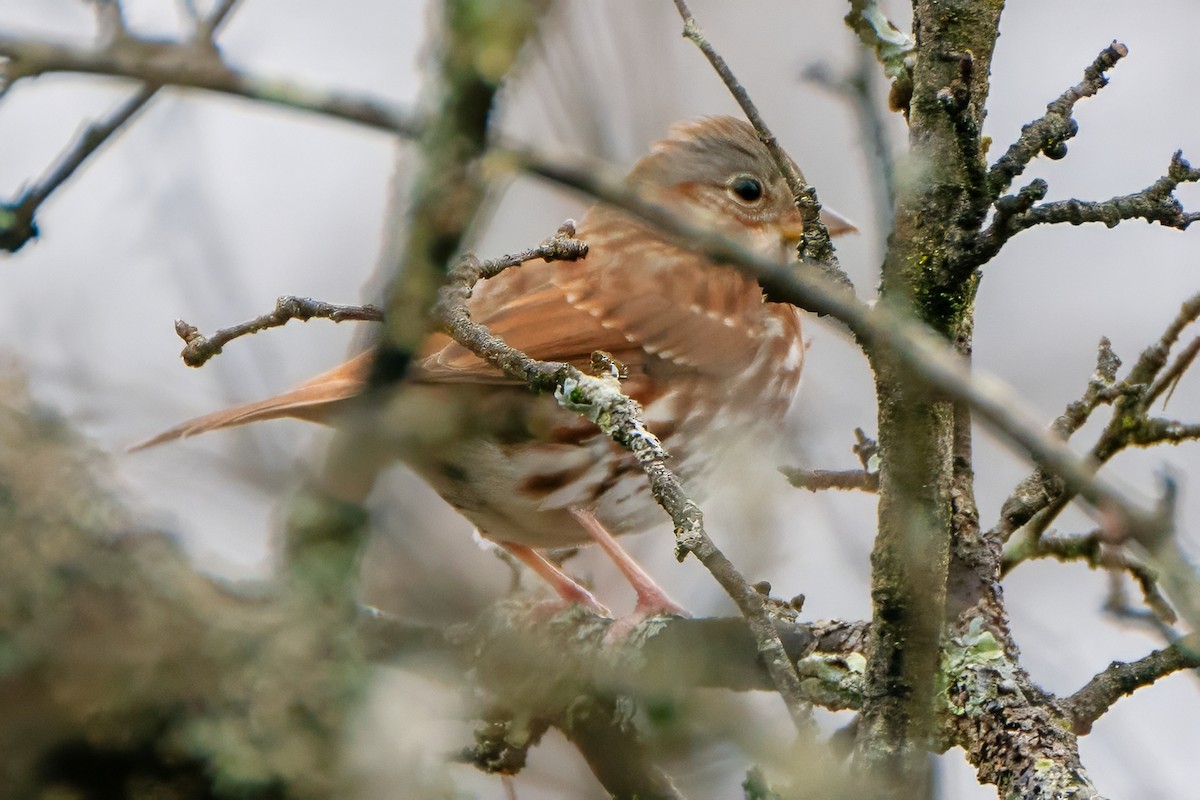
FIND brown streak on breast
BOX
[518,463,593,499]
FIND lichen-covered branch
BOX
[843,0,915,113]
[941,623,1103,800]
[360,605,867,703]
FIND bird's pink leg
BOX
[568,508,689,624]
[497,541,610,617]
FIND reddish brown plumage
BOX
[136,116,849,554]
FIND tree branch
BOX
[941,623,1103,799]
[174,297,384,367]
[559,696,685,800]
[0,32,423,137]
[277,0,547,723]
[1064,634,1200,735]
[965,151,1200,268]
[993,296,1200,540]
[0,0,245,252]
[1000,529,1176,625]
[988,41,1128,198]
[359,604,867,705]
[781,468,879,493]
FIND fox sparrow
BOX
[135,116,852,618]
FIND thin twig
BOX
[1102,572,1181,642]
[1051,336,1124,438]
[176,0,201,26]
[174,297,384,367]
[1127,418,1200,447]
[92,0,129,44]
[0,0,245,253]
[1063,633,1200,734]
[1000,529,1176,624]
[194,0,241,42]
[168,227,591,368]
[988,41,1128,198]
[781,428,880,492]
[0,85,157,252]
[1148,337,1200,409]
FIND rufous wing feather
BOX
[411,256,648,382]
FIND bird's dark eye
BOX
[729,175,763,204]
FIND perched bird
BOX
[135,116,852,621]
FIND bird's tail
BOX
[129,351,373,451]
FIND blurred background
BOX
[1,0,1197,797]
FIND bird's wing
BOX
[416,215,774,383]
[411,255,650,383]
[552,242,769,377]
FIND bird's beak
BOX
[779,204,859,245]
[820,206,858,237]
